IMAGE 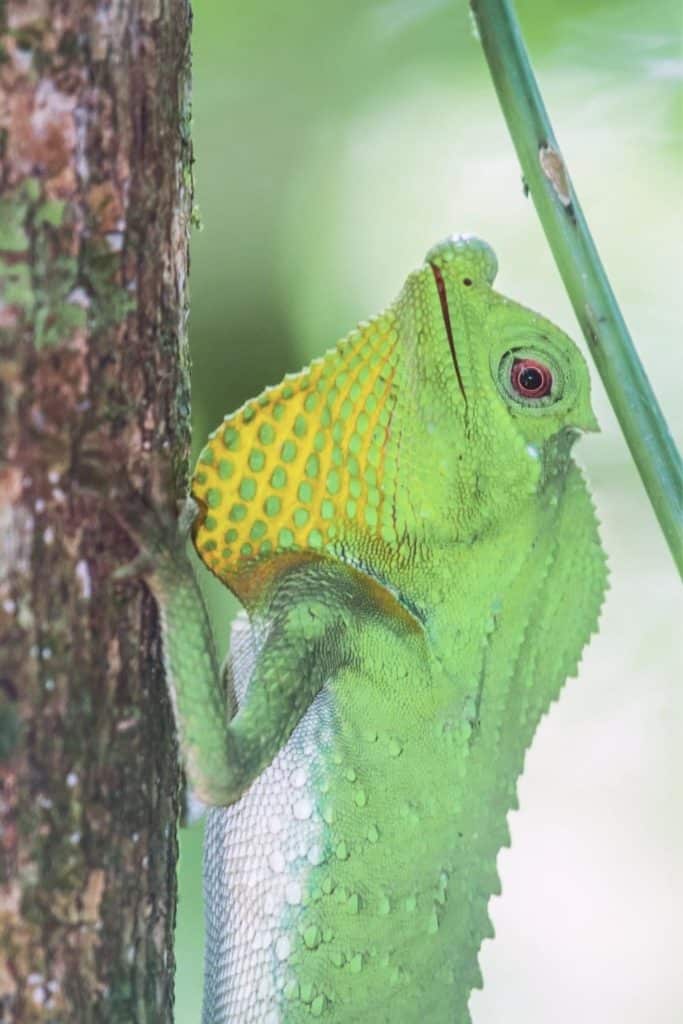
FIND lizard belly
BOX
[203,669,485,1024]
[203,686,335,1023]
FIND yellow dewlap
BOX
[191,314,402,593]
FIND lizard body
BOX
[140,236,607,1021]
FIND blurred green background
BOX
[176,1,682,1020]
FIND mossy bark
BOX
[0,1,193,1021]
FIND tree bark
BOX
[0,2,192,1021]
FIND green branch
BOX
[470,0,683,575]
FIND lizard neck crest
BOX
[191,312,403,602]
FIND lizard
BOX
[125,234,607,1022]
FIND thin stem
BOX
[470,0,683,575]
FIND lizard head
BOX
[387,234,598,544]
[191,235,597,597]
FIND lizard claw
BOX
[177,495,200,542]
[110,489,196,572]
[72,454,197,568]
[112,550,157,583]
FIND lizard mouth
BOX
[429,262,467,405]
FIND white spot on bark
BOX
[14,48,33,73]
[105,232,124,251]
[75,559,92,600]
[67,286,91,308]
[30,81,76,142]
[73,102,89,182]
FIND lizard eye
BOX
[510,359,552,398]
[495,348,564,409]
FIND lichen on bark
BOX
[0,1,193,1021]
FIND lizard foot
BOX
[72,456,198,575]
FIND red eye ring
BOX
[510,358,553,398]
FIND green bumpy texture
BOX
[147,236,607,1022]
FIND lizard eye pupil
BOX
[511,359,552,398]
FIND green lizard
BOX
[132,235,607,1022]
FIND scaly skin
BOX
[138,236,607,1022]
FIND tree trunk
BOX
[0,2,192,1020]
